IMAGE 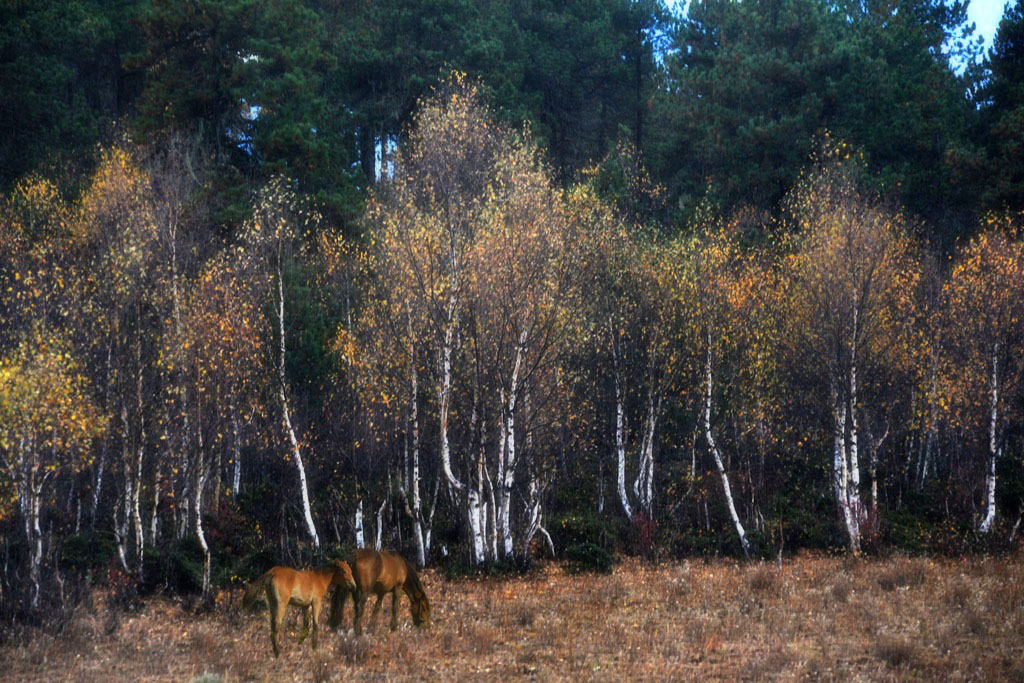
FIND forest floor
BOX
[3,553,1024,681]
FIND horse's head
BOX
[333,559,357,593]
[411,593,430,628]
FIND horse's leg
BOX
[354,591,369,636]
[298,605,310,645]
[269,595,286,658]
[371,593,384,623]
[311,598,322,650]
[390,588,399,631]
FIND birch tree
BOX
[0,328,105,610]
[365,76,502,564]
[942,221,1024,534]
[470,132,578,560]
[672,222,755,556]
[74,146,162,578]
[241,178,321,549]
[573,187,672,521]
[780,148,921,553]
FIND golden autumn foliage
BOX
[0,327,106,519]
[940,220,1024,433]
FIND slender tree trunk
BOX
[438,305,464,493]
[405,329,426,566]
[498,335,526,560]
[91,344,113,528]
[92,433,108,529]
[847,353,864,526]
[150,456,160,546]
[612,333,633,519]
[355,498,364,547]
[375,498,387,550]
[277,271,320,548]
[522,467,543,556]
[193,456,210,601]
[833,386,860,553]
[704,342,749,556]
[24,453,45,611]
[484,461,499,562]
[465,375,485,565]
[114,403,131,572]
[980,346,1000,534]
[634,389,658,516]
[231,404,241,496]
[919,365,938,490]
[133,349,145,579]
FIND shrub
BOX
[60,533,117,573]
[549,512,620,551]
[631,513,658,559]
[565,542,614,574]
[142,537,206,594]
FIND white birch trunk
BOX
[231,408,241,496]
[612,338,633,519]
[149,457,160,546]
[133,355,145,578]
[193,459,210,601]
[438,297,464,493]
[980,346,1000,534]
[634,390,658,515]
[499,406,516,559]
[499,336,526,560]
[91,344,113,528]
[522,469,543,556]
[833,390,860,553]
[467,487,485,563]
[277,272,320,548]
[407,322,427,566]
[484,461,499,561]
[133,442,144,578]
[375,498,387,550]
[847,356,864,525]
[704,342,750,556]
[355,498,365,547]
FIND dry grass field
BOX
[4,554,1024,681]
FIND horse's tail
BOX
[241,571,273,611]
[327,584,348,630]
[403,561,430,624]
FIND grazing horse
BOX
[330,549,429,635]
[242,560,356,657]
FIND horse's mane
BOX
[403,561,428,607]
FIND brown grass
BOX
[3,554,1023,681]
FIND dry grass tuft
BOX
[830,578,852,603]
[964,608,988,636]
[875,635,918,669]
[334,633,373,665]
[877,557,927,591]
[747,565,778,596]
[945,579,971,609]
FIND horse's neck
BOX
[403,571,423,600]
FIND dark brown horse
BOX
[329,549,429,635]
[242,560,356,657]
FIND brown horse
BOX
[242,560,356,657]
[329,549,429,635]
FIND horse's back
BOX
[352,549,408,592]
[268,566,330,605]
